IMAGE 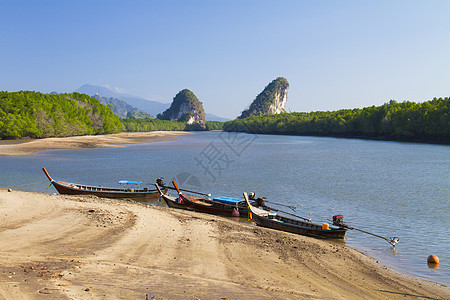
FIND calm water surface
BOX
[0,132,449,285]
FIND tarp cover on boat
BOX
[118,180,142,185]
[213,196,243,205]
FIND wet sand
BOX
[0,131,190,156]
[0,189,448,299]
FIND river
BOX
[0,131,448,285]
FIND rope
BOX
[264,200,297,211]
[164,186,211,197]
[269,207,312,222]
[343,224,400,246]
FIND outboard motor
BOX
[156,177,166,187]
[332,215,344,226]
[255,197,268,208]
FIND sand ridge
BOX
[0,131,190,156]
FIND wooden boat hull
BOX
[252,212,347,239]
[43,168,162,199]
[180,194,247,217]
[160,194,192,210]
[243,193,346,239]
[51,180,161,199]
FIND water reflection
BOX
[428,263,439,270]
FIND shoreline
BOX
[0,189,448,299]
[222,130,450,145]
[0,131,191,156]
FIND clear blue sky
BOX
[1,0,449,118]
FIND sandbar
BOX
[0,189,448,299]
[0,131,190,156]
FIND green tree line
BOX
[0,91,224,139]
[223,98,449,143]
[121,118,222,131]
[205,121,224,130]
[0,91,123,139]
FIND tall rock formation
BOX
[238,77,289,119]
[157,89,206,129]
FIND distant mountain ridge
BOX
[205,113,230,122]
[75,84,228,121]
[76,84,169,117]
[93,95,153,119]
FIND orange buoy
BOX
[427,255,439,264]
[322,223,330,230]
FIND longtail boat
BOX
[164,180,250,217]
[243,192,347,239]
[42,168,164,199]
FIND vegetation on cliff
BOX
[0,91,123,139]
[157,89,206,128]
[94,95,153,119]
[224,97,449,143]
[126,110,153,119]
[238,77,289,119]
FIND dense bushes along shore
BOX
[121,118,221,131]
[224,98,449,143]
[0,91,219,139]
[0,91,123,138]
[1,91,448,143]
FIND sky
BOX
[1,0,449,119]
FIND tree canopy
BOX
[3,90,446,144]
[0,91,123,139]
[225,97,449,143]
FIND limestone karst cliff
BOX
[238,77,289,119]
[157,89,206,129]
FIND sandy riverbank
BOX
[0,189,448,299]
[0,131,190,156]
